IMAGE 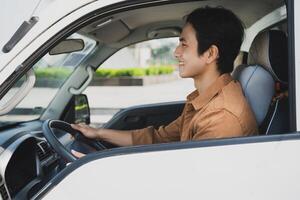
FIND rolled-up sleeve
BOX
[192,109,243,140]
[131,114,183,145]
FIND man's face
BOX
[174,23,208,78]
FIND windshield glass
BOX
[0,33,96,127]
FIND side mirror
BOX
[74,94,90,124]
[63,94,91,124]
[49,39,84,55]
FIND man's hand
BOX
[71,123,133,147]
[71,123,100,139]
[71,149,86,158]
[70,124,98,159]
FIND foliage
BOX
[35,67,72,79]
[145,65,174,75]
[95,65,174,78]
[95,68,145,77]
[34,66,175,79]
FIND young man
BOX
[72,7,258,157]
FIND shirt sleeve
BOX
[192,109,243,140]
[131,113,183,145]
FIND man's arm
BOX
[131,114,183,145]
[71,110,184,147]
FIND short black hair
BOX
[186,7,244,74]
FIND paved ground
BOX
[84,78,194,108]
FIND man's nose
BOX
[174,45,181,59]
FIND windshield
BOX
[0,33,96,127]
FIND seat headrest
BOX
[248,30,288,83]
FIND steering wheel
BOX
[42,119,107,162]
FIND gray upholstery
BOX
[248,30,288,83]
[232,65,275,125]
[255,30,289,134]
[233,29,288,133]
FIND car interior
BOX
[0,0,290,199]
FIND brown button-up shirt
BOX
[131,73,258,145]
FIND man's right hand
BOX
[71,123,133,146]
[71,123,100,139]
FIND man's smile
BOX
[178,61,184,66]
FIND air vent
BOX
[0,184,9,200]
[36,141,52,161]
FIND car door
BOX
[40,134,300,200]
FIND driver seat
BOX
[232,30,288,134]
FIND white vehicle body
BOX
[44,140,300,200]
[0,0,299,199]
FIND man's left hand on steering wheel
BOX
[42,119,107,162]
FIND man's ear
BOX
[206,45,219,64]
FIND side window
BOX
[84,38,194,126]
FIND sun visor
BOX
[90,20,130,43]
[147,27,181,39]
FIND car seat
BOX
[232,30,289,134]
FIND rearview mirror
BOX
[49,39,84,55]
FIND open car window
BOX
[84,37,194,125]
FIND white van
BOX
[0,0,299,199]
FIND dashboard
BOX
[0,121,64,200]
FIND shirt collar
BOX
[186,73,233,110]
